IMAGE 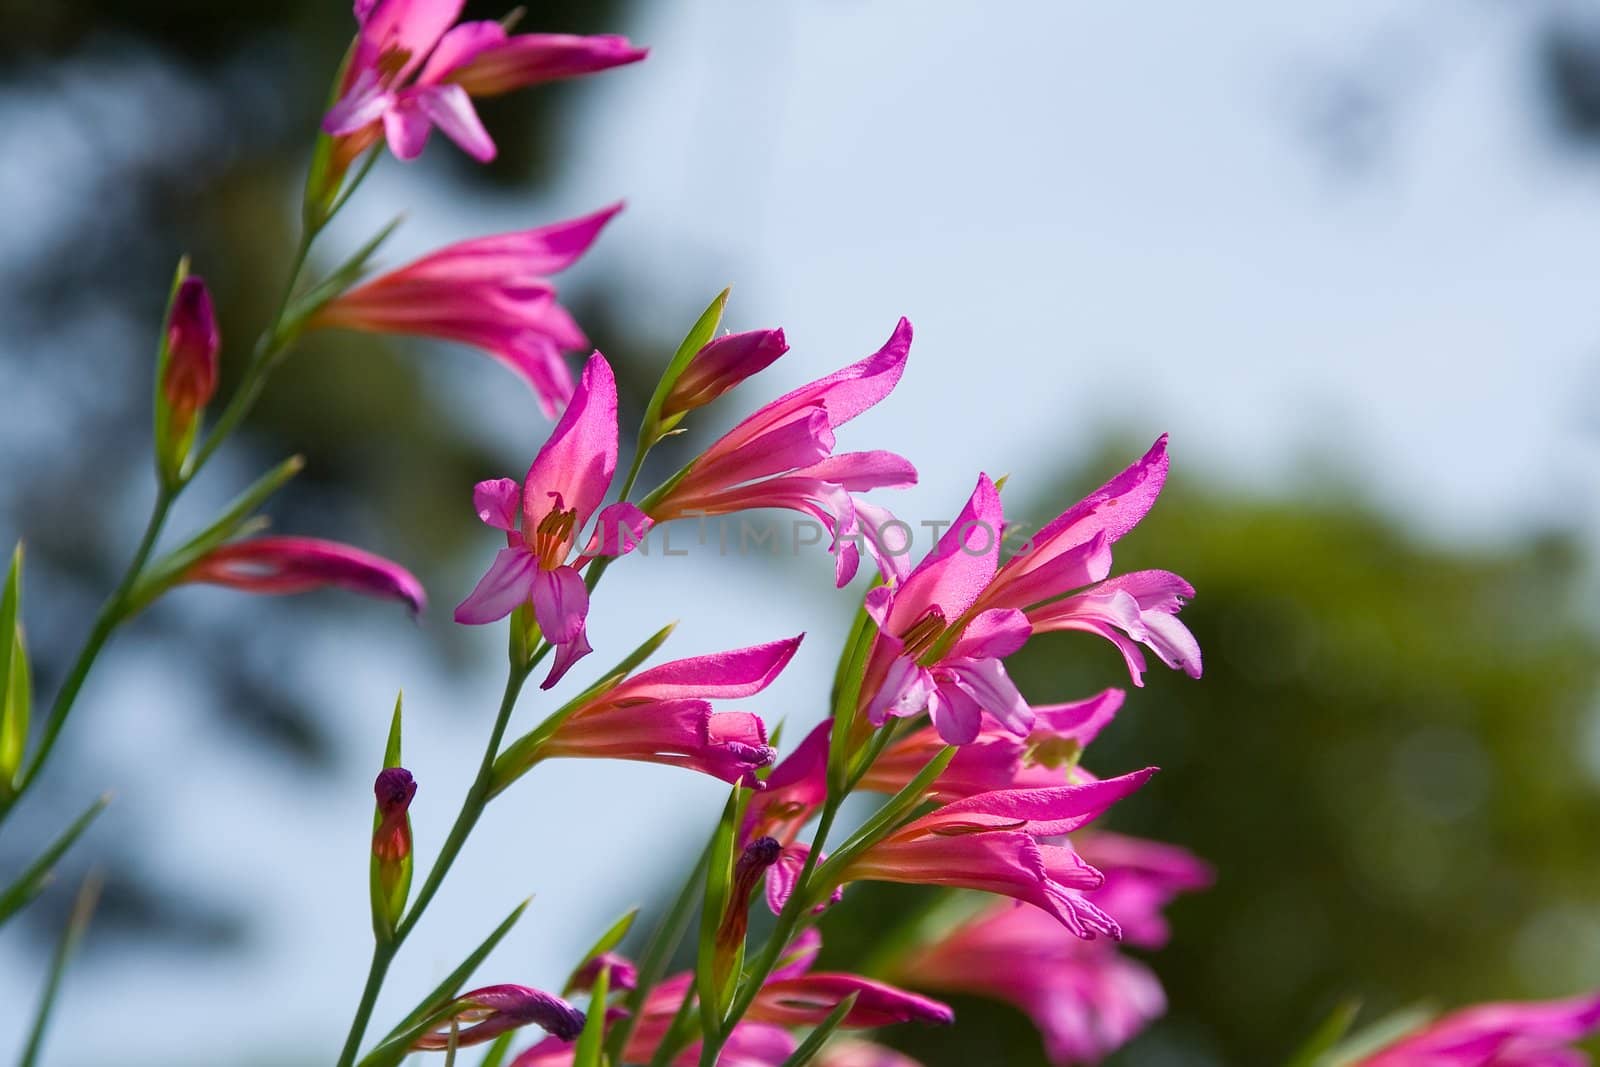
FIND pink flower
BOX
[661,328,790,419]
[313,204,621,415]
[1356,993,1600,1067]
[646,319,917,587]
[834,769,1157,938]
[858,474,1033,744]
[454,352,647,687]
[899,835,1210,1066]
[414,984,584,1049]
[324,0,646,164]
[182,536,425,615]
[971,436,1200,687]
[502,636,800,787]
[747,972,952,1029]
[860,689,1128,800]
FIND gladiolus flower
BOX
[455,353,648,687]
[969,436,1201,687]
[646,319,917,587]
[858,474,1033,745]
[1354,992,1600,1067]
[660,328,789,419]
[493,636,799,787]
[183,536,425,615]
[324,0,646,165]
[747,973,953,1029]
[313,205,621,415]
[833,769,1157,938]
[414,984,584,1050]
[898,835,1209,1066]
[860,689,1127,800]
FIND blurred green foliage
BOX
[819,452,1600,1064]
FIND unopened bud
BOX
[413,984,585,1050]
[569,952,637,993]
[155,274,220,485]
[713,836,782,989]
[661,328,788,420]
[371,766,415,937]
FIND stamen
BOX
[900,606,948,660]
[533,494,578,569]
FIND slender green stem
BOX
[698,795,842,1067]
[1,489,173,819]
[334,664,532,1067]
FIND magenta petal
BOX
[355,0,465,81]
[447,33,649,97]
[324,69,393,134]
[541,620,593,691]
[944,656,1033,737]
[531,564,588,644]
[416,83,496,161]
[927,683,983,745]
[382,98,433,159]
[417,19,507,84]
[934,768,1158,837]
[865,657,935,726]
[474,478,521,530]
[948,608,1030,661]
[584,501,652,557]
[615,635,803,702]
[522,353,619,533]
[1031,688,1125,749]
[891,473,1004,631]
[454,547,538,624]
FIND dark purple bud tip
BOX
[740,836,782,872]
[374,767,417,815]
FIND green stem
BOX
[698,796,842,1067]
[334,663,533,1067]
[2,489,173,817]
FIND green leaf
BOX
[476,1033,515,1067]
[491,622,678,795]
[1284,998,1362,1067]
[570,960,609,1067]
[826,587,881,793]
[124,454,306,616]
[384,692,404,769]
[778,992,858,1067]
[605,845,708,1063]
[151,256,193,489]
[1,543,27,788]
[283,215,405,334]
[564,907,640,995]
[640,289,730,443]
[696,789,742,1041]
[1322,1005,1436,1067]
[0,794,109,926]
[364,898,532,1066]
[19,872,103,1067]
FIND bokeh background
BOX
[3,1,1600,1064]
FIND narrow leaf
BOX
[779,992,859,1067]
[374,898,531,1053]
[811,748,955,901]
[284,215,405,332]
[696,789,742,1040]
[476,1033,515,1067]
[124,454,306,615]
[1323,1005,1436,1067]
[642,289,730,441]
[0,795,110,926]
[570,960,609,1067]
[1284,998,1362,1067]
[19,871,103,1067]
[384,692,404,769]
[564,906,640,995]
[1,543,27,786]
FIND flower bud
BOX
[413,984,585,1050]
[568,952,637,993]
[660,328,788,419]
[155,274,220,485]
[371,766,415,937]
[713,836,782,990]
